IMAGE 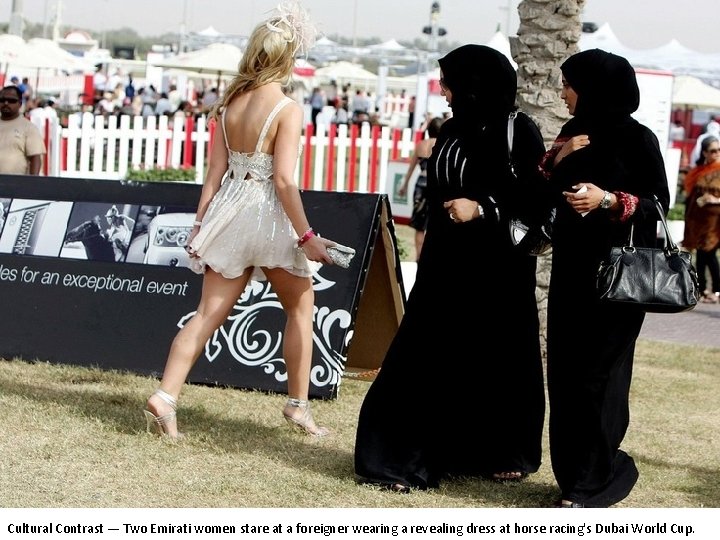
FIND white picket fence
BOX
[43,113,421,194]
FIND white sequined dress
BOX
[188,97,317,280]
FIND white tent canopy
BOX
[315,61,377,87]
[486,31,517,69]
[672,75,720,109]
[150,43,242,76]
[368,39,405,51]
[0,34,89,71]
[579,23,720,87]
[26,38,95,73]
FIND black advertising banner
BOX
[0,175,405,399]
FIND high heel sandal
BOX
[144,388,183,439]
[282,398,329,437]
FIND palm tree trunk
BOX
[512,0,586,356]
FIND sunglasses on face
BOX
[707,148,720,154]
[0,97,20,104]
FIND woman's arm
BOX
[398,149,420,196]
[273,102,332,263]
[188,118,228,241]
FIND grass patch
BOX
[1,337,718,509]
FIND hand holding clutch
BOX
[326,243,356,268]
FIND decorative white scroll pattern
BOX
[178,272,353,390]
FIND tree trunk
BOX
[511,0,586,356]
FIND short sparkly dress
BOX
[188,96,317,280]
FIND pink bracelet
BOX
[297,228,315,247]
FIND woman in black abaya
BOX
[354,45,548,492]
[541,49,669,507]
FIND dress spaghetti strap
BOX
[255,97,293,154]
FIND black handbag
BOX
[596,196,700,313]
[506,111,554,256]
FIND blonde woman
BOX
[144,1,333,439]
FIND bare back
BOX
[222,86,296,155]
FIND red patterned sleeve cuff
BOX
[615,191,638,222]
[538,138,569,179]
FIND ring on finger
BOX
[449,212,456,221]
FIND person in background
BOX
[331,102,349,125]
[124,76,136,101]
[25,97,47,134]
[143,1,335,440]
[103,205,136,262]
[20,77,33,103]
[355,45,547,492]
[668,119,685,143]
[397,116,444,260]
[43,99,59,122]
[407,95,416,129]
[0,85,45,175]
[155,92,173,116]
[682,135,720,303]
[167,84,182,112]
[540,49,669,508]
[201,87,219,115]
[689,118,720,165]
[309,86,324,131]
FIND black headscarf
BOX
[560,48,639,136]
[438,44,516,135]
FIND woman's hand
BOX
[300,235,334,264]
[562,183,613,215]
[398,183,408,197]
[184,225,200,258]
[554,134,590,165]
[697,193,720,207]
[443,198,482,223]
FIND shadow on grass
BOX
[0,367,560,508]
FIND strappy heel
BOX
[282,397,329,437]
[144,388,183,439]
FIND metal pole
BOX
[9,0,24,37]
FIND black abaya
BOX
[355,45,548,489]
[545,49,670,507]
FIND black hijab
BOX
[559,48,639,137]
[438,44,516,136]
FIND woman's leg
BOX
[264,267,327,435]
[696,250,709,293]
[265,268,314,398]
[706,247,720,294]
[146,268,252,436]
[415,230,425,261]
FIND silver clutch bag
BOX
[327,243,356,268]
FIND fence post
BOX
[325,123,336,191]
[348,124,358,192]
[302,125,313,190]
[183,115,195,170]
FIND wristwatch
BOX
[600,190,612,209]
[477,204,484,219]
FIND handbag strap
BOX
[653,195,679,252]
[626,195,677,252]
[507,111,517,178]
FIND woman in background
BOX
[682,135,720,303]
[397,117,444,260]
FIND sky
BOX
[3,0,720,54]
